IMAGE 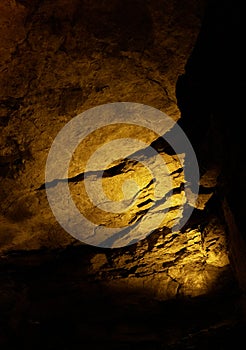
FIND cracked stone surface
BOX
[0,1,245,349]
[0,0,207,253]
[88,215,231,299]
[0,0,233,295]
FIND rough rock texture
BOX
[89,216,231,299]
[0,0,245,349]
[0,0,230,289]
[0,0,206,252]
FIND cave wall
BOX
[0,0,206,251]
[0,0,241,302]
[1,1,246,349]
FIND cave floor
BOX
[0,247,245,350]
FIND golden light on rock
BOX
[68,124,161,179]
[68,124,185,234]
[54,102,190,248]
[102,160,153,202]
[90,220,230,299]
[1,1,244,347]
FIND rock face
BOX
[0,0,205,252]
[89,216,231,299]
[0,0,245,349]
[0,0,230,288]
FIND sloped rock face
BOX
[0,0,206,252]
[89,216,231,300]
[0,0,210,253]
[0,0,244,349]
[0,0,235,304]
